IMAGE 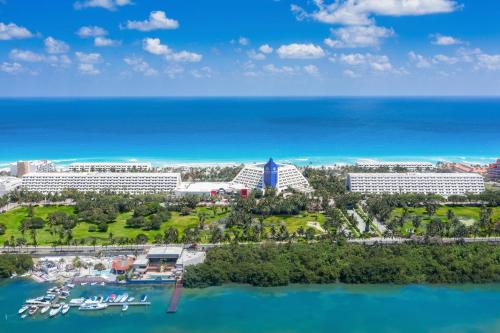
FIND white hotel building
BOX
[346,173,485,196]
[355,161,435,171]
[68,162,152,173]
[231,158,312,193]
[22,172,181,194]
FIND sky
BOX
[0,0,499,96]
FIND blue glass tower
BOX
[263,158,278,188]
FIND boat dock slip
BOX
[68,302,151,307]
[167,280,183,313]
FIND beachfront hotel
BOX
[68,162,152,173]
[0,176,22,196]
[231,158,312,193]
[21,172,181,194]
[355,161,435,171]
[346,173,485,196]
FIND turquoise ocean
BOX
[1,280,499,333]
[0,97,499,166]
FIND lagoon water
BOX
[1,97,499,166]
[1,280,499,333]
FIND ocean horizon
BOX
[1,97,499,166]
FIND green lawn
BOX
[263,212,325,233]
[392,206,500,223]
[0,205,228,245]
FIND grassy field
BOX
[391,206,500,235]
[0,205,228,245]
[263,212,326,233]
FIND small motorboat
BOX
[61,303,70,315]
[69,297,85,305]
[40,305,50,314]
[100,282,105,286]
[28,306,38,316]
[21,314,28,319]
[122,304,128,312]
[127,297,135,302]
[79,303,108,311]
[90,282,97,286]
[81,282,88,286]
[120,294,129,303]
[18,305,29,315]
[49,304,62,317]
[66,283,75,289]
[140,294,148,302]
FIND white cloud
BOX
[476,53,500,71]
[75,51,102,64]
[143,38,202,63]
[74,0,132,11]
[77,26,107,38]
[166,50,202,63]
[78,63,100,75]
[324,25,394,48]
[0,61,24,74]
[191,66,213,78]
[343,69,360,78]
[263,64,297,74]
[239,37,249,46]
[277,43,325,59]
[9,49,45,62]
[125,11,179,31]
[123,56,158,76]
[0,22,33,40]
[432,54,459,65]
[303,64,319,75]
[164,65,184,79]
[44,37,70,54]
[408,51,431,68]
[94,36,120,47]
[292,0,460,26]
[431,34,462,46]
[247,49,266,61]
[259,44,273,54]
[339,53,366,65]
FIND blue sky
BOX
[0,0,499,96]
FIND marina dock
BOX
[68,301,150,307]
[167,280,183,313]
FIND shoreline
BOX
[1,155,497,169]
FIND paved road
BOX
[2,237,500,256]
[347,210,366,233]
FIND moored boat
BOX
[122,304,128,312]
[61,303,70,315]
[28,306,38,316]
[140,294,147,302]
[18,305,29,314]
[40,305,50,314]
[79,303,108,311]
[49,304,62,317]
[127,297,135,302]
[69,297,85,305]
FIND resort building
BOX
[68,162,152,173]
[346,172,485,196]
[231,158,312,193]
[487,159,500,182]
[355,160,435,171]
[0,176,22,196]
[21,172,181,194]
[10,160,56,177]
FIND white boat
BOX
[18,305,29,314]
[28,306,38,316]
[69,297,85,305]
[140,295,147,302]
[21,314,28,319]
[49,304,62,317]
[61,304,70,315]
[80,282,88,286]
[120,293,129,303]
[90,282,97,286]
[113,295,122,303]
[127,297,135,302]
[100,282,105,286]
[66,283,75,288]
[79,303,108,311]
[40,305,50,314]
[122,304,128,312]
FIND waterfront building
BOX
[346,172,485,196]
[10,160,56,177]
[487,159,500,182]
[68,162,152,172]
[0,176,22,196]
[21,172,181,194]
[231,158,311,193]
[355,160,435,171]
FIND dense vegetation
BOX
[184,241,500,288]
[0,254,33,278]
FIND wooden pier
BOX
[166,280,183,313]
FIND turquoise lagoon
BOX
[1,279,499,333]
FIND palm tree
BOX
[30,228,38,249]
